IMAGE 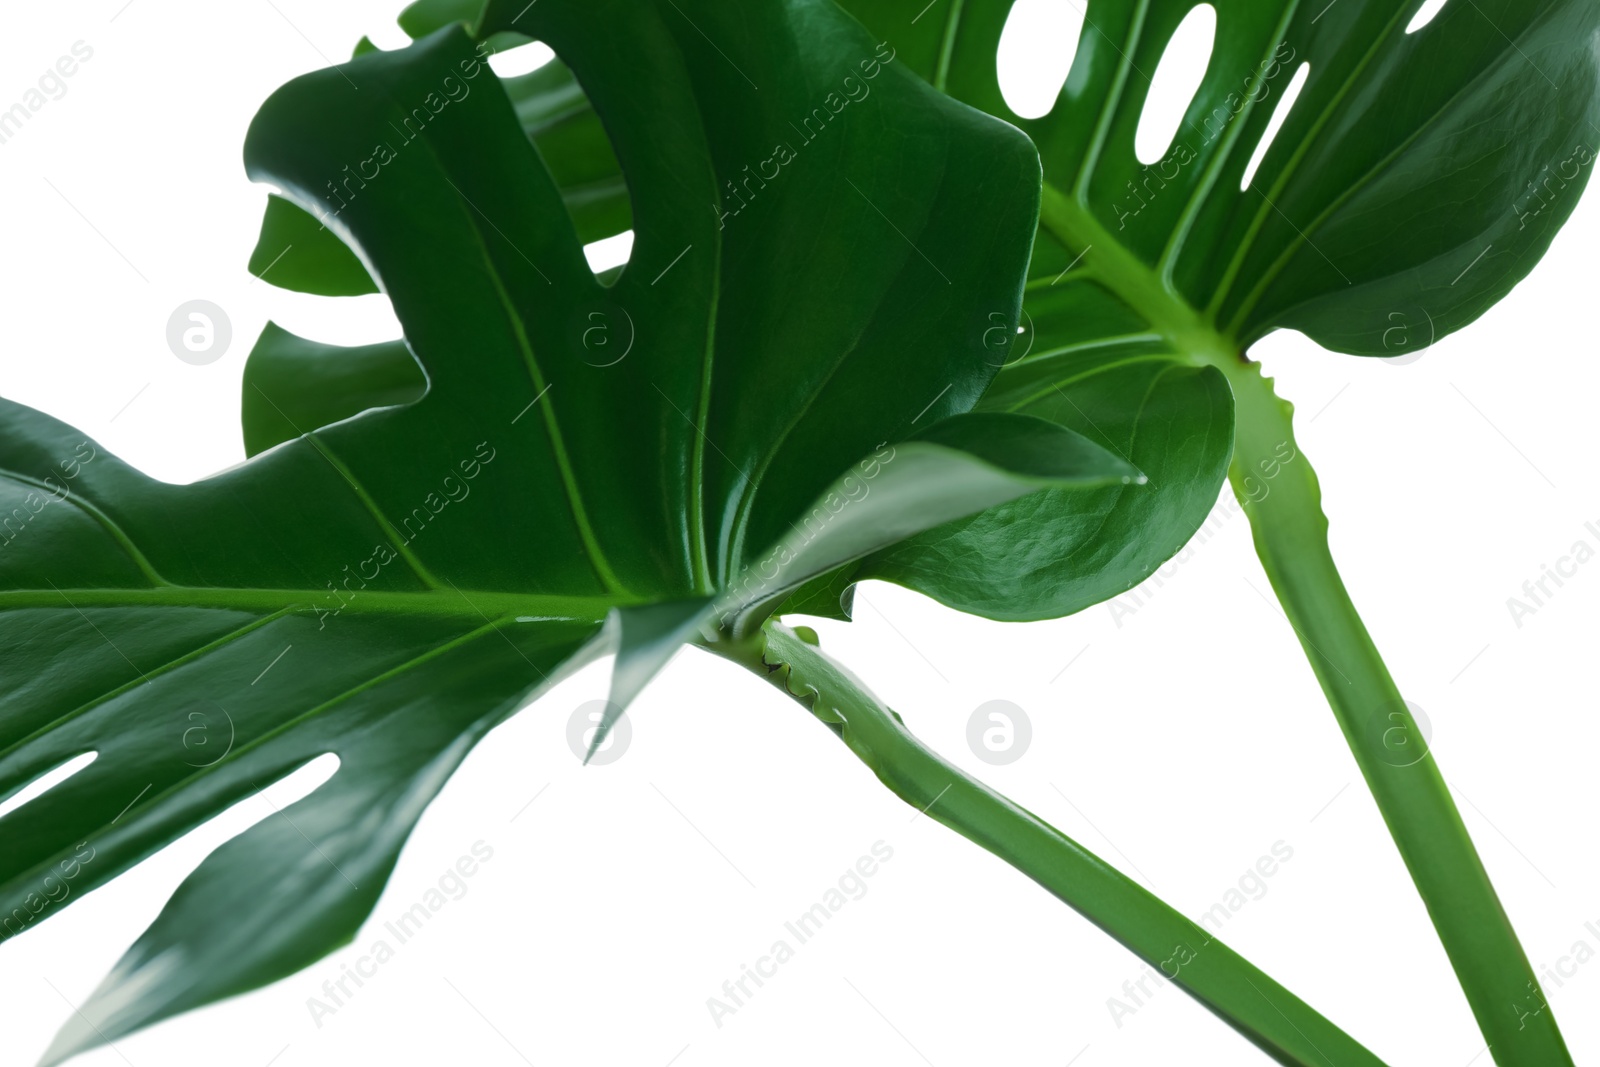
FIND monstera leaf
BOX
[385,5,1598,1063]
[0,5,1155,1059]
[369,0,1599,623]
[258,0,1231,624]
[246,0,629,297]
[836,5,1597,1064]
[263,0,1234,623]
[824,0,1600,619]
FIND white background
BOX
[1,1,1596,1065]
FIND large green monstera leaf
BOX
[330,0,1599,622]
[0,4,1156,1059]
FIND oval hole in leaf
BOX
[997,0,1087,120]
[1239,62,1309,190]
[1134,4,1216,165]
[1406,0,1451,33]
[584,229,634,281]
[505,53,635,258]
[0,751,97,823]
[487,39,555,77]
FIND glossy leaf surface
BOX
[839,4,1597,1062]
[246,1,627,295]
[0,5,1077,1059]
[452,0,1600,623]
[823,0,1600,620]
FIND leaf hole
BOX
[584,229,635,283]
[1239,62,1309,191]
[0,751,98,823]
[996,0,1087,120]
[1134,4,1217,165]
[501,54,634,280]
[1406,0,1451,33]
[487,40,555,78]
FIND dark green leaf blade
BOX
[248,194,380,297]
[396,0,485,37]
[6,5,1046,1059]
[592,410,1138,754]
[246,6,629,295]
[718,411,1142,633]
[849,0,1600,354]
[242,324,424,458]
[808,0,1599,626]
[32,612,600,1067]
[864,356,1232,621]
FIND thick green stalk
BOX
[1222,360,1570,1067]
[1036,182,1569,1065]
[706,622,1388,1067]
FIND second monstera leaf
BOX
[830,0,1600,621]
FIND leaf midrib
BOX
[0,586,626,619]
[1037,182,1237,372]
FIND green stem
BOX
[1036,179,1569,1065]
[1222,360,1571,1067]
[707,622,1389,1067]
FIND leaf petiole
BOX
[705,621,1390,1067]
[1221,360,1574,1067]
